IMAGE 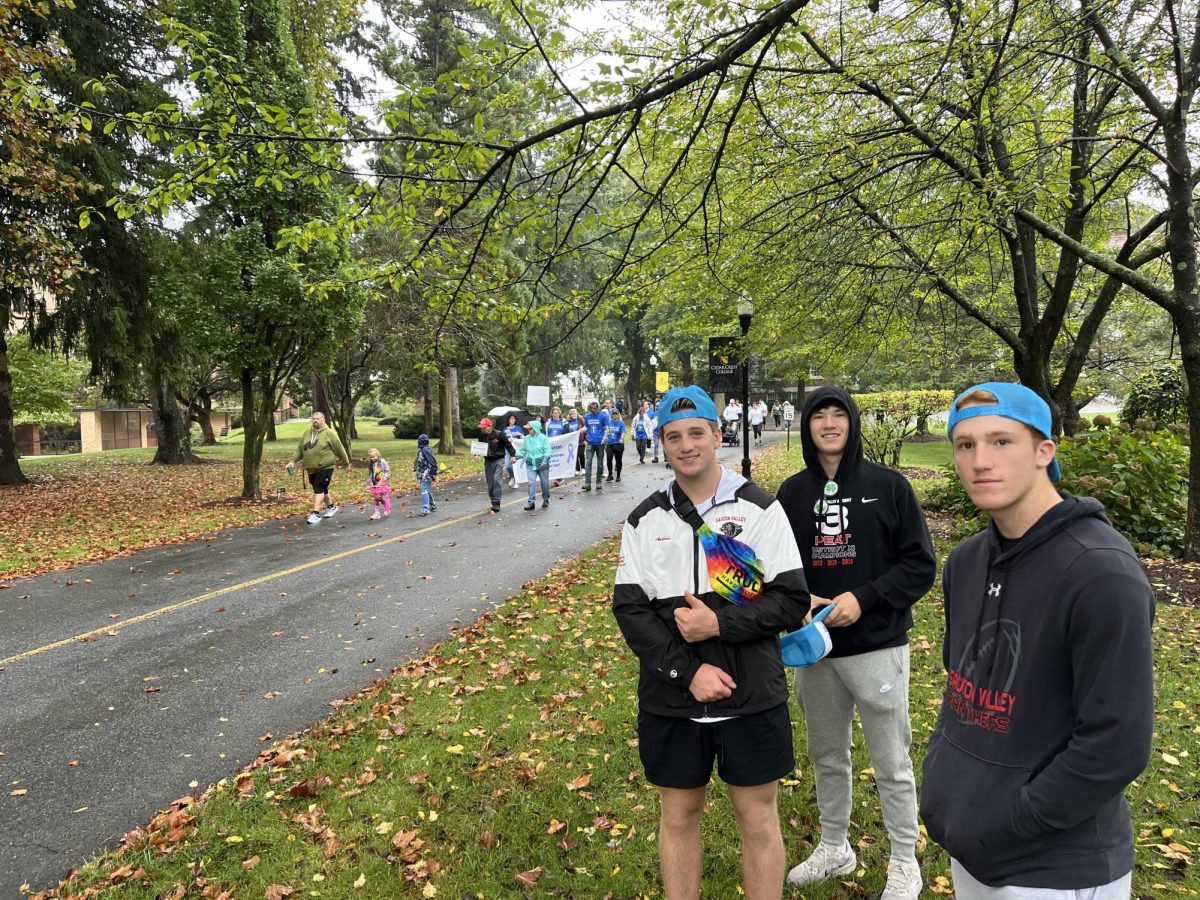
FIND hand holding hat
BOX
[781,604,835,668]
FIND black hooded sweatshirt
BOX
[920,495,1155,888]
[775,387,936,658]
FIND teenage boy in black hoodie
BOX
[921,383,1154,899]
[776,387,936,900]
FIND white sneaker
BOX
[322,504,339,518]
[881,859,922,900]
[306,512,321,525]
[785,841,857,888]
[369,511,381,520]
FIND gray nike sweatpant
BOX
[794,643,919,863]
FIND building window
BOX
[100,411,157,450]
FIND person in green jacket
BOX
[518,419,553,511]
[288,411,351,525]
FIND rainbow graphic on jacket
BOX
[697,523,765,606]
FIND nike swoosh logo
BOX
[862,498,878,503]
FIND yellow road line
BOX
[0,496,529,670]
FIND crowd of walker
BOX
[286,383,1154,900]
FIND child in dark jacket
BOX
[414,434,438,517]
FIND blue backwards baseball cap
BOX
[946,382,1061,483]
[656,385,719,435]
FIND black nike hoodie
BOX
[775,387,936,657]
[920,495,1155,888]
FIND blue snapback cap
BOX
[656,385,719,435]
[946,382,1061,483]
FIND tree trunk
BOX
[679,350,693,387]
[266,415,277,442]
[311,369,330,418]
[438,366,456,455]
[337,394,355,457]
[423,373,434,436]
[149,366,199,465]
[1178,312,1200,561]
[240,368,267,499]
[450,366,464,445]
[196,390,217,445]
[0,332,27,485]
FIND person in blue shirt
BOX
[581,400,611,492]
[504,414,523,487]
[605,411,627,482]
[546,407,566,437]
[631,400,653,464]
[565,408,586,475]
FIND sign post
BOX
[782,401,795,452]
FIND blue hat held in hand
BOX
[780,604,834,668]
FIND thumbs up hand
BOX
[675,590,720,643]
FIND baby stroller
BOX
[722,419,740,447]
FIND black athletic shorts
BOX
[637,703,794,789]
[309,467,334,495]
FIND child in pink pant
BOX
[367,448,391,519]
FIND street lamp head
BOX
[737,296,754,318]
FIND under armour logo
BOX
[988,583,1002,597]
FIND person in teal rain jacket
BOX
[518,419,553,511]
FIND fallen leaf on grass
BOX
[288,774,331,798]
[566,774,591,791]
[264,886,297,900]
[242,855,260,871]
[514,867,545,888]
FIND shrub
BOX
[855,390,955,468]
[1060,426,1187,556]
[921,465,988,538]
[231,415,243,429]
[1092,414,1112,429]
[923,427,1188,556]
[378,417,396,427]
[358,397,384,419]
[392,413,438,440]
[1121,362,1186,427]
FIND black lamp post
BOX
[737,297,753,480]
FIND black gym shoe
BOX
[581,484,591,492]
[615,475,621,482]
[523,502,535,511]
[605,475,613,482]
[542,499,549,508]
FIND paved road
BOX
[0,434,785,893]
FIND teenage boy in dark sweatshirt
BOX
[921,383,1154,899]
[775,387,936,900]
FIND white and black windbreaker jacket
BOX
[613,470,810,718]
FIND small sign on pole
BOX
[655,371,670,393]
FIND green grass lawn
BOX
[35,440,1199,899]
[19,421,479,478]
[900,438,952,470]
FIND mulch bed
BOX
[1142,558,1200,608]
